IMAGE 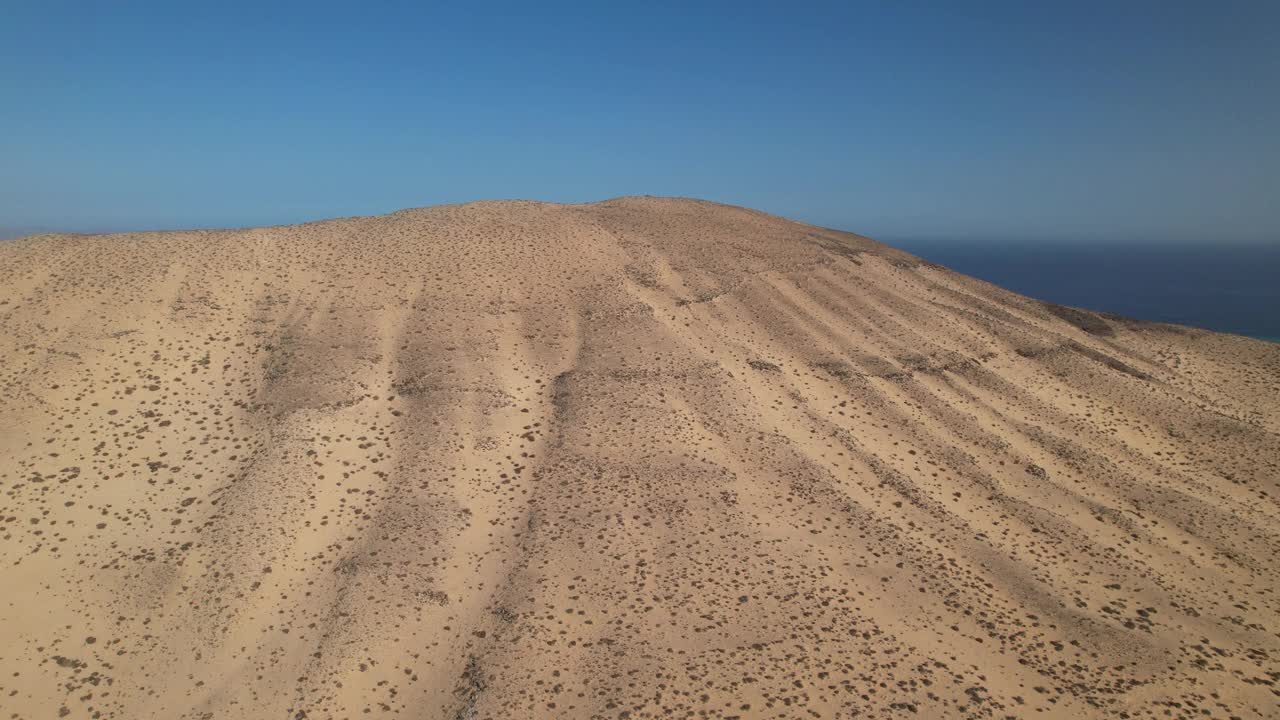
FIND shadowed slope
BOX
[1,197,1278,719]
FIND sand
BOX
[1,197,1277,719]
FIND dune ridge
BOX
[1,197,1278,719]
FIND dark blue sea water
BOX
[890,240,1280,341]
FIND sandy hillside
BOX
[1,197,1278,719]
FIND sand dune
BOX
[1,197,1278,719]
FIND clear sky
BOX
[2,0,1277,243]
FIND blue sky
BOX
[2,1,1277,242]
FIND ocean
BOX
[891,240,1280,342]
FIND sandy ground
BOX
[1,197,1278,719]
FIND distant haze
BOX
[2,2,1277,244]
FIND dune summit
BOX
[1,197,1278,719]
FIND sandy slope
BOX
[1,197,1278,719]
